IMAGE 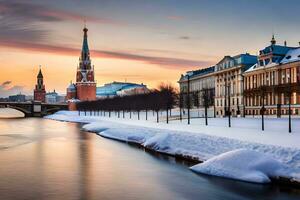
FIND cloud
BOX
[167,15,184,21]
[0,0,122,44]
[179,36,190,40]
[0,81,25,97]
[1,81,12,86]
[0,40,213,69]
[0,18,47,43]
[0,0,120,24]
[0,1,212,70]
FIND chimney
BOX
[284,41,287,46]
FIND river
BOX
[0,113,300,199]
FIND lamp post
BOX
[204,88,208,126]
[179,91,182,122]
[261,86,265,131]
[288,68,292,133]
[187,75,190,125]
[228,83,231,128]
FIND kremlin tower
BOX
[67,25,96,109]
[34,66,46,102]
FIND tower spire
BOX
[37,65,43,78]
[76,25,94,82]
[81,24,89,61]
[271,34,276,45]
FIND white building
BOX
[45,90,66,103]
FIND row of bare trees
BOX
[76,83,177,123]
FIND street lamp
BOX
[202,87,209,126]
[228,83,231,128]
[287,68,292,133]
[260,85,265,131]
[179,90,182,122]
[187,75,191,125]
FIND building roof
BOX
[214,53,257,73]
[245,46,300,74]
[280,47,300,64]
[67,83,76,91]
[244,62,278,73]
[96,82,147,97]
[179,66,215,82]
[46,90,58,96]
[216,54,257,65]
[259,45,294,56]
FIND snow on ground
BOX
[45,110,300,183]
[190,149,289,183]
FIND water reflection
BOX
[77,124,92,200]
[0,118,300,200]
[0,108,24,118]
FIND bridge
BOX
[0,101,68,117]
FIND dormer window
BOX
[272,57,278,63]
[286,55,291,59]
[259,60,264,66]
[265,58,270,65]
[298,55,300,58]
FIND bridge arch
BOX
[0,102,68,117]
[44,107,65,115]
[0,106,30,117]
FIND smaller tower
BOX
[66,81,77,100]
[34,66,46,102]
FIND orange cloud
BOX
[0,40,213,70]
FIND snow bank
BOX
[190,149,288,183]
[45,111,300,183]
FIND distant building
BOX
[0,97,9,102]
[56,95,66,103]
[45,90,66,104]
[34,67,46,102]
[8,94,26,102]
[96,82,150,98]
[244,36,300,116]
[25,95,33,101]
[214,53,257,117]
[46,90,57,103]
[66,25,96,106]
[178,66,215,114]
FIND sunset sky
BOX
[1,0,300,97]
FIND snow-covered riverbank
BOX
[45,111,300,184]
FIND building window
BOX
[285,55,291,59]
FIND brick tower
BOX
[75,25,96,101]
[34,66,46,102]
